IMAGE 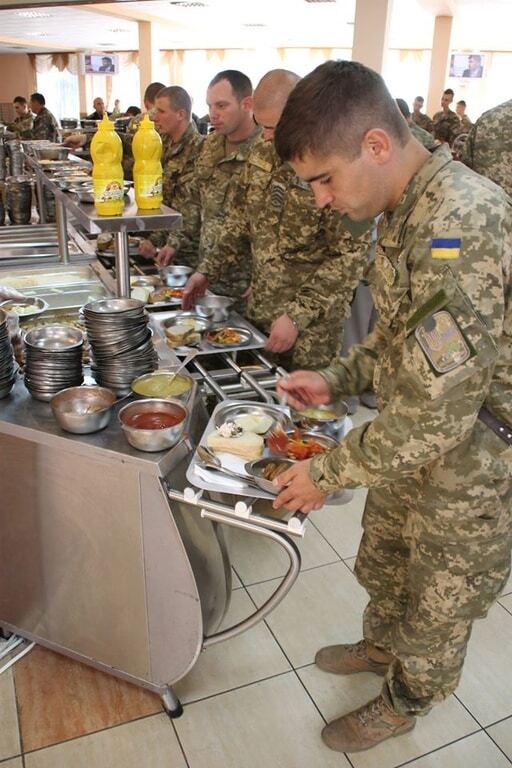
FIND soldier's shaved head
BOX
[253,69,300,142]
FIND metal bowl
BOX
[195,295,234,323]
[162,313,210,347]
[159,265,193,287]
[0,297,48,319]
[34,146,70,161]
[130,370,194,402]
[118,398,188,452]
[51,385,116,434]
[283,430,338,461]
[244,457,295,495]
[294,401,348,432]
[24,324,83,351]
[131,275,163,289]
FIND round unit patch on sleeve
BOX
[415,310,471,373]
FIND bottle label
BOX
[93,179,124,203]
[136,174,163,200]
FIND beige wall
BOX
[0,54,36,102]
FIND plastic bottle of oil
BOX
[90,114,124,216]
[132,114,163,210]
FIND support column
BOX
[138,21,159,102]
[352,0,393,74]
[77,74,87,119]
[426,15,453,116]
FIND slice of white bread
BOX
[207,429,264,460]
[234,413,274,434]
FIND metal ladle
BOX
[196,445,262,488]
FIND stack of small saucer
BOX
[24,325,84,401]
[83,298,157,396]
[0,308,16,398]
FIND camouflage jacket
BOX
[432,109,462,146]
[7,112,33,139]
[205,138,371,365]
[462,99,512,198]
[122,109,157,180]
[31,107,59,142]
[459,114,473,133]
[409,121,436,150]
[149,122,205,267]
[309,145,512,491]
[195,127,261,298]
[412,112,434,134]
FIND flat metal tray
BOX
[149,309,268,357]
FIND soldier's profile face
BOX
[413,98,423,112]
[154,96,182,138]
[93,98,105,113]
[441,94,451,109]
[207,80,248,137]
[14,102,27,116]
[253,103,282,142]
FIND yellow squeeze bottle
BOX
[132,114,163,210]
[90,114,124,216]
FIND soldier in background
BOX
[272,60,511,753]
[455,99,472,132]
[29,93,59,142]
[396,98,436,149]
[138,86,204,270]
[6,96,33,139]
[122,82,165,180]
[432,88,461,146]
[87,97,111,120]
[180,69,260,306]
[462,98,512,197]
[411,95,433,134]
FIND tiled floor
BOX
[1,405,512,767]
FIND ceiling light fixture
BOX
[169,2,207,7]
[108,28,130,33]
[15,10,51,17]
[304,0,336,3]
[243,23,267,27]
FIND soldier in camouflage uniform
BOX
[29,93,59,142]
[455,100,472,132]
[272,60,512,753]
[137,86,204,270]
[411,96,434,134]
[432,89,461,146]
[200,70,371,370]
[181,70,260,305]
[122,82,165,181]
[462,98,512,197]
[396,99,436,150]
[7,96,33,139]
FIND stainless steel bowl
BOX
[34,146,70,161]
[24,324,83,351]
[284,430,339,461]
[118,398,187,452]
[130,370,194,402]
[244,457,295,495]
[159,265,193,287]
[0,297,48,319]
[51,385,116,434]
[131,275,163,289]
[195,295,234,323]
[294,401,348,432]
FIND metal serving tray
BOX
[149,309,267,357]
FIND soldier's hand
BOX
[63,133,87,149]
[0,286,26,302]
[276,371,331,410]
[182,272,209,310]
[272,459,327,513]
[138,239,157,259]
[266,314,299,354]
[241,285,253,299]
[155,245,177,267]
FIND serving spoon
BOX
[196,445,262,488]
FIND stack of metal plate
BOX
[0,309,16,398]
[83,298,158,396]
[24,325,84,402]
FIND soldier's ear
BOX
[241,95,254,113]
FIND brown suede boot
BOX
[322,694,415,752]
[315,639,394,676]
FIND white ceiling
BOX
[0,0,511,54]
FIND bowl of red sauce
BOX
[118,398,188,452]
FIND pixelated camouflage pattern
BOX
[411,112,434,134]
[409,121,436,150]
[194,128,261,300]
[206,137,371,369]
[459,114,473,133]
[31,107,59,142]
[432,109,462,146]
[148,122,204,268]
[308,144,511,713]
[462,99,512,198]
[122,109,158,181]
[7,112,33,139]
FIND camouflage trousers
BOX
[355,420,512,716]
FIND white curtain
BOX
[35,53,80,120]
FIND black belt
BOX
[478,406,512,446]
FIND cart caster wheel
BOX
[161,687,183,718]
[0,627,12,640]
[164,701,183,719]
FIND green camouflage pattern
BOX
[31,107,59,142]
[122,108,157,181]
[308,144,512,714]
[195,128,261,300]
[7,112,33,139]
[432,108,462,146]
[411,112,434,134]
[207,137,371,368]
[462,99,512,197]
[459,114,473,133]
[149,122,204,268]
[409,121,436,150]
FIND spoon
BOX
[168,348,199,383]
[196,445,262,488]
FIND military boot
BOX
[315,639,394,676]
[322,694,415,752]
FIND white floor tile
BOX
[231,567,242,588]
[174,589,291,703]
[229,519,340,586]
[309,487,366,559]
[24,714,186,768]
[248,562,368,667]
[457,603,512,725]
[498,593,512,615]
[0,759,23,768]
[297,665,479,768]
[344,557,356,571]
[487,715,512,760]
[501,569,512,596]
[0,669,20,761]
[175,672,351,768]
[404,731,511,768]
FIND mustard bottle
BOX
[90,115,124,216]
[132,114,163,210]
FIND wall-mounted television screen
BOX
[449,52,486,79]
[81,53,119,75]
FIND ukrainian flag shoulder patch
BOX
[431,238,461,260]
